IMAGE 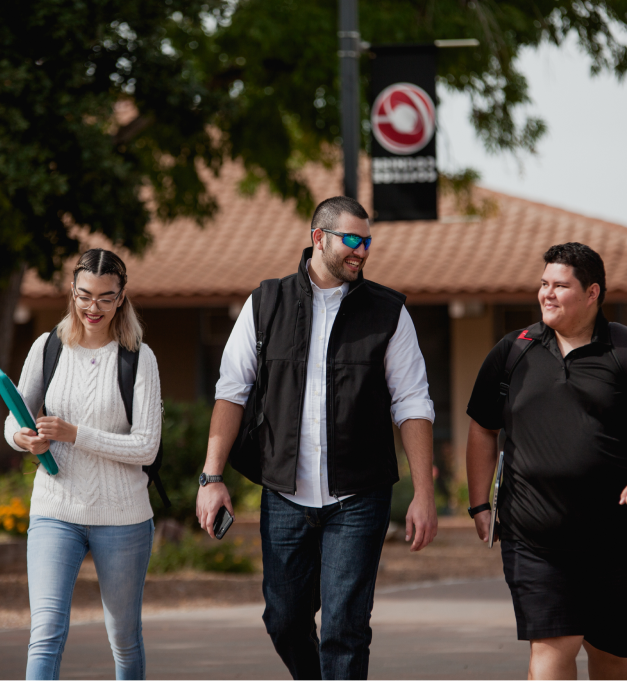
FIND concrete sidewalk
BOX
[0,578,589,680]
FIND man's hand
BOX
[473,509,493,542]
[36,416,77,444]
[196,400,244,537]
[405,494,438,552]
[14,427,51,455]
[619,487,627,505]
[466,419,500,545]
[196,482,235,539]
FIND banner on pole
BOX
[370,45,438,222]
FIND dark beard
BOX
[321,242,361,282]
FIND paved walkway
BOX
[0,578,589,679]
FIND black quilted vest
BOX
[229,247,406,497]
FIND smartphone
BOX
[213,506,234,540]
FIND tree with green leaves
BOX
[0,0,230,367]
[1,0,626,367]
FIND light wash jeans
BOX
[26,515,154,680]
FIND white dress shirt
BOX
[216,263,435,508]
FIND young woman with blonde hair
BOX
[5,248,162,680]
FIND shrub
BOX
[148,532,255,574]
[150,400,261,525]
[0,466,34,536]
[390,460,451,524]
[0,497,29,535]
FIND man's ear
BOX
[312,228,325,251]
[588,283,600,306]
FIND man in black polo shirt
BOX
[466,243,627,680]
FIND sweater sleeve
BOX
[74,343,162,465]
[4,333,49,452]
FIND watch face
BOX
[199,473,207,486]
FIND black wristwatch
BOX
[199,473,223,486]
[467,502,491,519]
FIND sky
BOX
[436,35,627,227]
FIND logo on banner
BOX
[371,82,436,155]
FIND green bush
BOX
[390,466,452,524]
[148,532,254,574]
[0,464,36,535]
[151,400,261,525]
[0,465,35,502]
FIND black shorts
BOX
[502,539,627,657]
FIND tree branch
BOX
[112,114,155,146]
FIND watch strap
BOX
[468,502,491,519]
[199,473,224,486]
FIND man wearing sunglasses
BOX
[196,196,436,680]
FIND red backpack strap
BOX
[498,323,542,406]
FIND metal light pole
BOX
[338,0,360,200]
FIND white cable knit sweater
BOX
[4,333,162,526]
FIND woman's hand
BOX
[35,416,78,444]
[14,428,51,455]
[619,486,627,505]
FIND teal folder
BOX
[0,368,58,475]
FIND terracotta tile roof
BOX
[20,159,627,306]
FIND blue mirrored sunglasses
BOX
[316,228,372,250]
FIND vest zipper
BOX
[328,325,337,498]
[292,299,301,350]
[328,288,359,499]
[292,294,313,495]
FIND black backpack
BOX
[228,278,281,484]
[499,321,627,406]
[42,327,171,508]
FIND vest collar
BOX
[297,247,365,296]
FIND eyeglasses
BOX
[316,229,372,251]
[73,289,123,312]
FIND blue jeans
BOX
[26,515,154,680]
[261,486,392,680]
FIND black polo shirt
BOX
[467,311,627,550]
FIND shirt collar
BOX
[591,309,611,345]
[306,259,349,299]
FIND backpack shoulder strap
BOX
[608,322,627,379]
[499,323,542,405]
[255,279,281,357]
[42,326,63,416]
[253,279,281,429]
[117,344,170,508]
[117,345,139,426]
